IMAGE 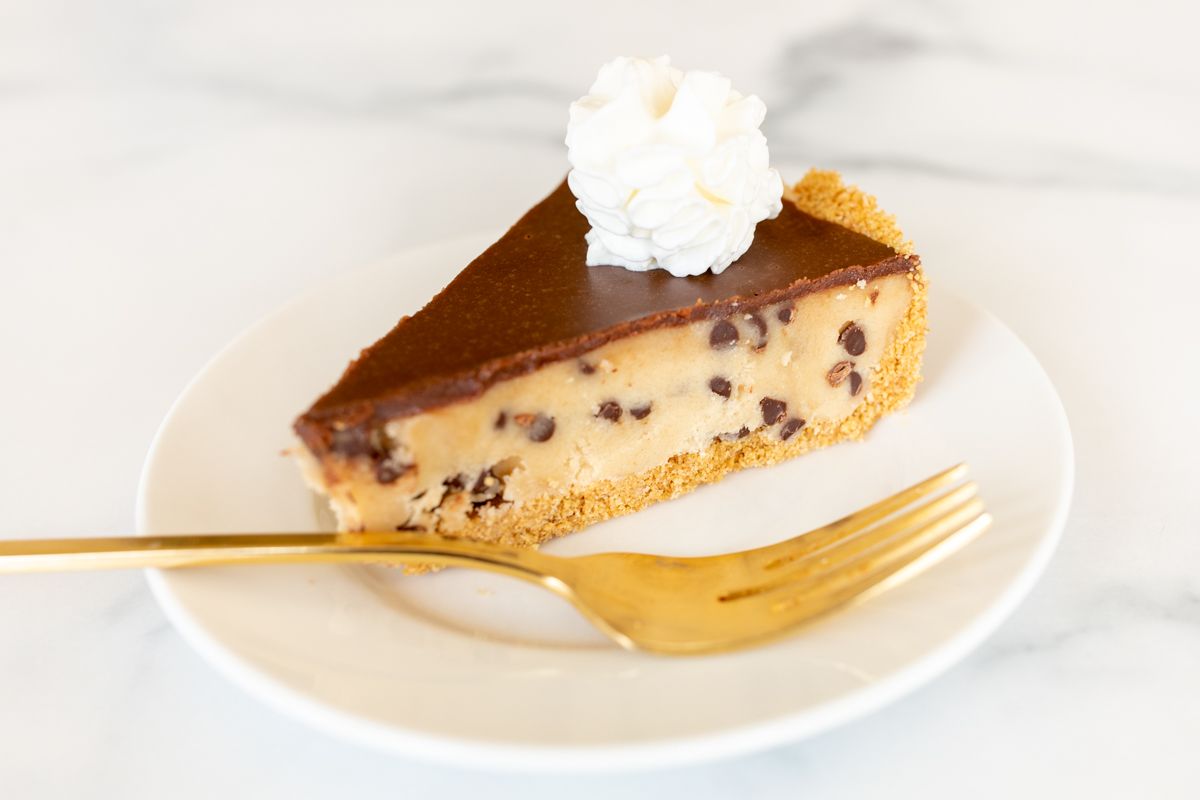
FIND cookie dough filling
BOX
[296,270,921,535]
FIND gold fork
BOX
[0,464,989,655]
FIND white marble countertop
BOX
[2,1,1198,796]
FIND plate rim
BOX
[135,235,1075,773]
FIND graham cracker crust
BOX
[788,169,914,255]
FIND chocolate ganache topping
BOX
[295,179,915,455]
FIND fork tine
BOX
[746,463,971,570]
[846,511,992,606]
[769,501,991,619]
[721,482,980,601]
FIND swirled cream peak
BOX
[565,56,784,277]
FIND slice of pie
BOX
[293,170,926,543]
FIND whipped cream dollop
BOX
[565,56,784,277]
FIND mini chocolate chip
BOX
[443,473,467,491]
[471,494,506,511]
[838,322,867,356]
[869,289,879,305]
[376,459,411,484]
[780,417,806,441]
[596,400,622,422]
[760,396,787,425]
[578,360,596,375]
[630,403,653,420]
[709,376,732,399]
[849,371,864,396]
[827,360,855,387]
[747,313,768,350]
[709,320,739,350]
[471,470,504,503]
[494,411,507,430]
[716,426,751,443]
[777,305,794,324]
[522,414,555,442]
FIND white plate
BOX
[137,233,1073,773]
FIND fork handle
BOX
[0,532,561,581]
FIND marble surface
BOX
[2,0,1198,796]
